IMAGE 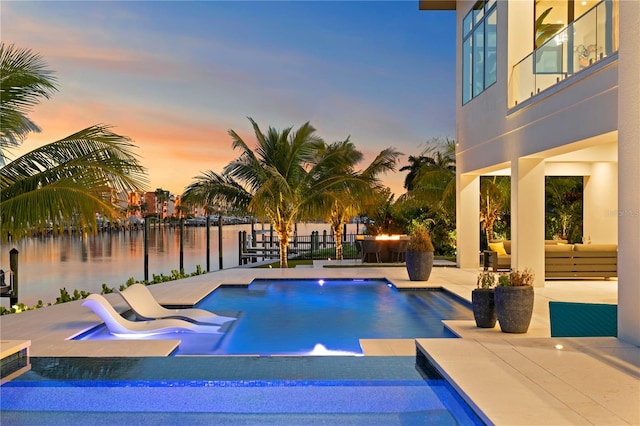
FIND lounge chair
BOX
[116,283,235,325]
[82,294,221,337]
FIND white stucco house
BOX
[419,0,639,345]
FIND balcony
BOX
[508,0,618,109]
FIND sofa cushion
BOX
[496,254,511,267]
[502,240,511,254]
[545,244,574,257]
[545,239,568,244]
[572,244,618,258]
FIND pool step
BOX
[0,340,30,385]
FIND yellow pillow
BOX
[488,242,507,256]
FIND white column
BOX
[457,173,480,269]
[583,163,618,244]
[512,158,545,287]
[617,0,640,346]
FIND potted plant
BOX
[473,271,497,328]
[494,268,535,333]
[405,221,435,281]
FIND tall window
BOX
[462,0,497,104]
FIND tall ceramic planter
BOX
[405,251,434,281]
[494,285,534,333]
[472,288,497,328]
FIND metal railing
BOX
[508,0,618,108]
[239,232,362,264]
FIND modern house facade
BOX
[419,0,639,346]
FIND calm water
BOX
[1,223,359,307]
[77,279,473,355]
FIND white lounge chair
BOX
[82,294,221,337]
[116,283,235,325]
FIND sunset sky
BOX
[3,1,456,197]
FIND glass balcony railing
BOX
[508,0,618,108]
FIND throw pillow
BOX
[488,242,507,256]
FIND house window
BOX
[535,1,604,48]
[462,0,497,105]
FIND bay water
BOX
[1,222,359,307]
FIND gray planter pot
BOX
[405,251,434,281]
[494,285,534,333]
[472,288,497,328]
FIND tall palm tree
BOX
[399,137,456,217]
[480,176,510,243]
[182,118,365,268]
[323,141,402,259]
[0,43,147,241]
[154,188,169,219]
[545,176,583,242]
[400,155,432,191]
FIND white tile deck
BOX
[0,263,638,425]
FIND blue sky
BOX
[3,0,456,196]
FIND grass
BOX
[253,259,314,268]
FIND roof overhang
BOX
[418,0,456,10]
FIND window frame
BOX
[462,0,497,105]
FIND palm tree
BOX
[0,43,147,241]
[480,176,510,244]
[182,118,366,268]
[360,187,402,235]
[154,188,169,220]
[545,176,583,242]
[323,141,402,259]
[400,155,433,191]
[399,137,456,217]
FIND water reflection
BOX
[0,223,357,307]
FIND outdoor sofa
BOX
[484,240,617,279]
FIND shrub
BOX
[407,221,435,252]
[476,271,496,289]
[498,268,535,287]
[1,265,206,315]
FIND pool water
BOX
[77,279,473,356]
[1,356,485,425]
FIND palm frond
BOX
[0,43,58,157]
[1,125,148,241]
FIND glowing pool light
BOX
[318,279,325,286]
[307,343,363,356]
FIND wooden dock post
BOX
[218,216,223,270]
[179,217,184,271]
[9,248,19,306]
[206,216,211,272]
[144,218,149,282]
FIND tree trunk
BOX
[333,223,343,260]
[276,225,289,268]
[486,223,494,243]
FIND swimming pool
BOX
[1,356,485,425]
[77,279,473,356]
